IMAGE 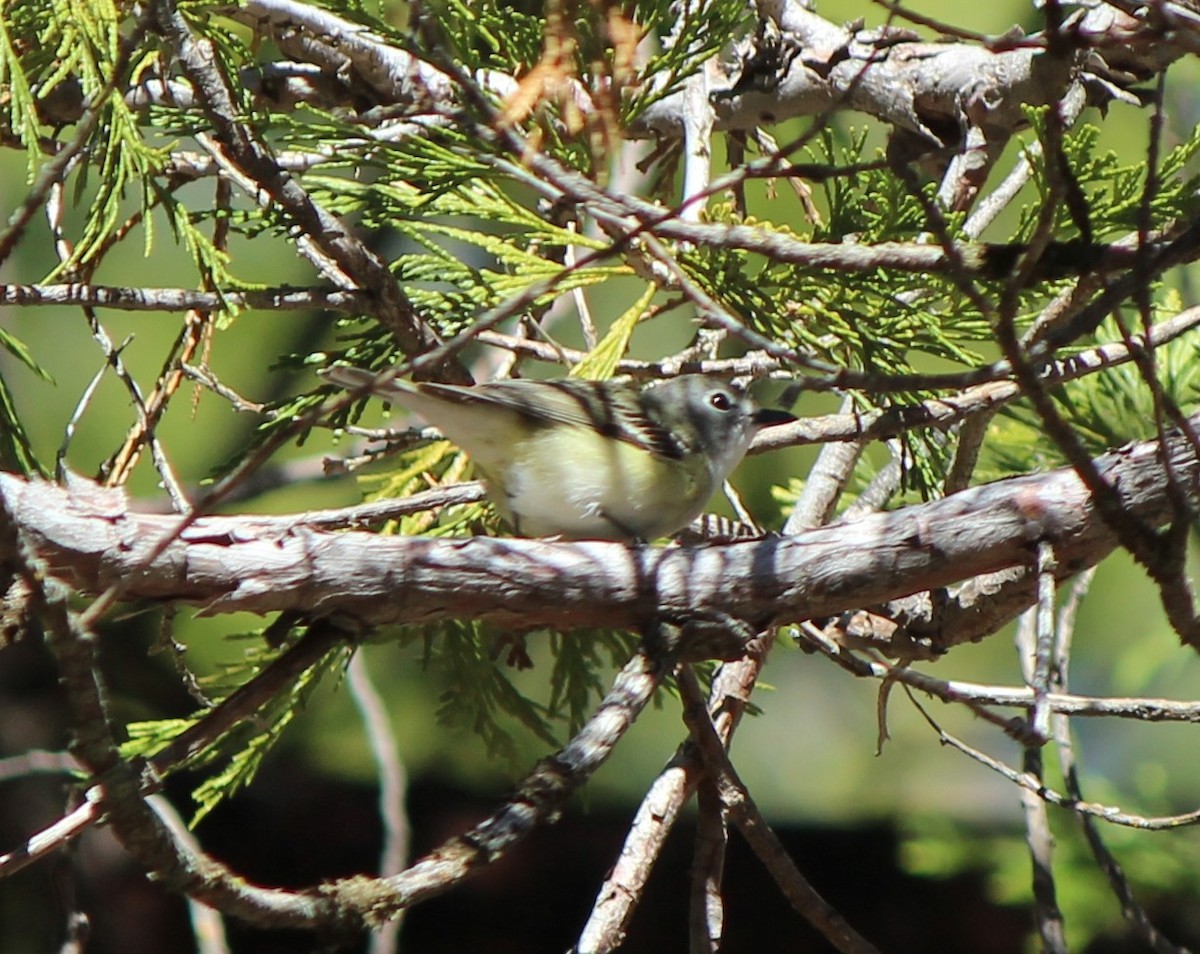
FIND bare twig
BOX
[688,776,727,954]
[147,796,232,954]
[911,708,1200,831]
[1049,573,1191,953]
[0,283,372,312]
[678,667,880,954]
[1016,540,1066,953]
[347,652,410,954]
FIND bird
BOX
[322,367,795,541]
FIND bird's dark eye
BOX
[709,390,733,411]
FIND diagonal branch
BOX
[148,0,462,379]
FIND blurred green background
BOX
[4,1,1200,950]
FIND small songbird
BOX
[322,367,795,541]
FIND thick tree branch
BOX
[3,412,1198,653]
[218,0,1184,174]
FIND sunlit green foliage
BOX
[1018,112,1200,241]
[4,0,1200,943]
[123,634,351,823]
[983,302,1200,480]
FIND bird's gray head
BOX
[643,375,795,473]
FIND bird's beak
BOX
[753,407,797,428]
